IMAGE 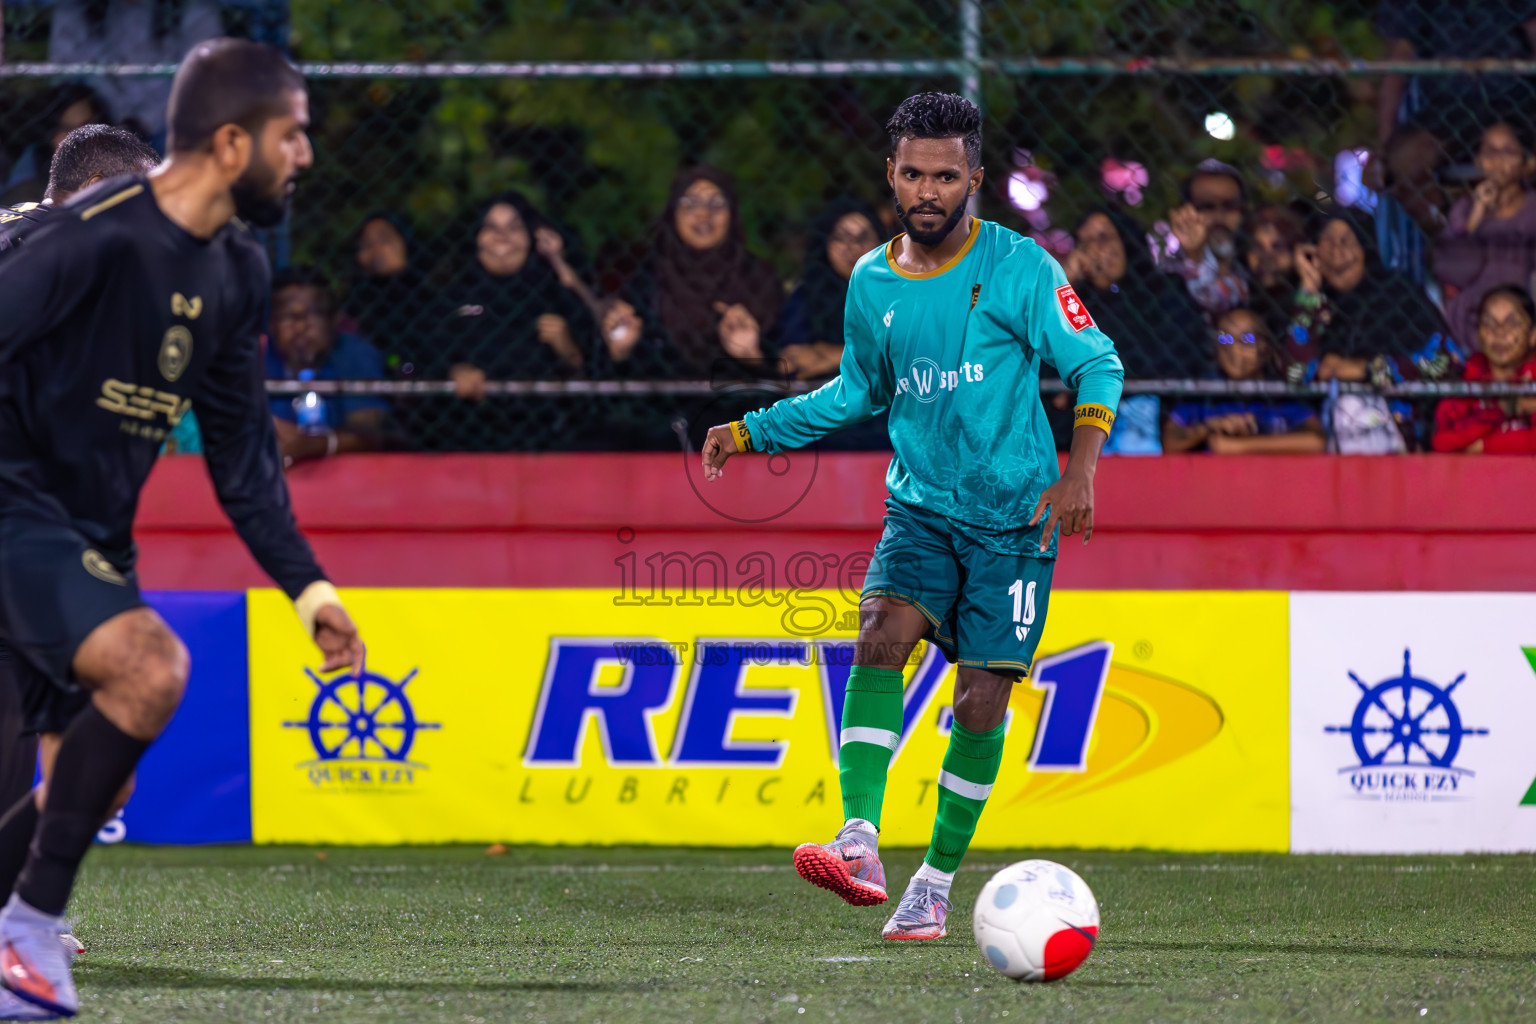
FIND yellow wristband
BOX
[730,420,754,452]
[1074,403,1115,435]
[294,580,344,638]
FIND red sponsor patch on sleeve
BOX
[1054,284,1095,333]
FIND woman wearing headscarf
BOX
[764,196,893,450]
[778,197,887,381]
[440,191,594,385]
[345,212,444,377]
[1064,207,1209,378]
[619,166,783,377]
[426,192,597,449]
[1290,209,1457,383]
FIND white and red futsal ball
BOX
[973,859,1099,982]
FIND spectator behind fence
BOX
[778,197,886,381]
[621,166,783,377]
[1433,284,1536,453]
[345,212,446,379]
[1162,308,1325,455]
[1434,122,1536,353]
[1244,205,1305,333]
[1375,0,1536,166]
[1,84,110,206]
[1065,207,1209,378]
[1159,159,1250,318]
[47,0,222,140]
[1289,210,1455,384]
[1372,1,1536,282]
[266,267,388,466]
[441,192,593,396]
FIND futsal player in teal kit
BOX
[701,93,1124,940]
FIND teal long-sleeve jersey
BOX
[743,218,1124,558]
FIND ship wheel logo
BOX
[1325,649,1487,769]
[284,657,440,765]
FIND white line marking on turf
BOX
[516,864,793,874]
[814,956,872,962]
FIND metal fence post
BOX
[960,0,981,216]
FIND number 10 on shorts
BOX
[1008,578,1036,642]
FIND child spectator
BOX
[1432,284,1536,452]
[779,197,886,381]
[1163,308,1325,454]
[1434,122,1536,352]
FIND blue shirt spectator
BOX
[266,266,388,465]
[1163,308,1326,454]
[1167,399,1318,437]
[266,333,389,429]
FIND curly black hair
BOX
[46,124,158,200]
[885,92,982,168]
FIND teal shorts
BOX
[862,499,1053,676]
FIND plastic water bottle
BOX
[292,368,328,435]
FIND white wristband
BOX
[323,429,339,457]
[294,580,343,638]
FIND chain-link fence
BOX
[4,0,1536,454]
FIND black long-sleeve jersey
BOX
[0,202,51,253]
[0,174,326,597]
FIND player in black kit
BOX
[0,39,365,1019]
[0,125,162,893]
[0,124,161,254]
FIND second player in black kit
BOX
[0,125,162,826]
[0,124,160,255]
[0,176,325,723]
[0,39,364,1018]
[0,203,49,253]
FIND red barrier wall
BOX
[134,453,1536,591]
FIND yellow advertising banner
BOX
[248,589,1288,851]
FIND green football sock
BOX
[838,665,905,829]
[924,719,1006,873]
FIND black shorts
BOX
[0,506,144,734]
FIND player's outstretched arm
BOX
[725,281,892,462]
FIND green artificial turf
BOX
[57,845,1536,1023]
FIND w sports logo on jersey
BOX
[896,357,986,403]
[1055,285,1094,333]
